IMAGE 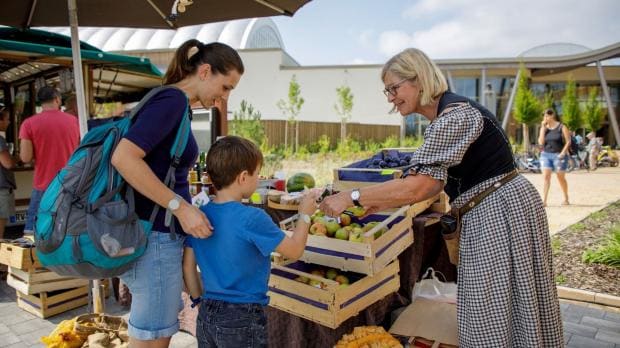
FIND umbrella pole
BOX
[68,0,89,139]
[68,0,104,314]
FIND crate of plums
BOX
[333,148,416,191]
[268,259,400,329]
[276,194,439,276]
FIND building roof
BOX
[38,18,285,52]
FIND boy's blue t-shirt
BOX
[186,201,285,305]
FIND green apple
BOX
[308,279,324,289]
[346,206,366,217]
[334,275,350,285]
[325,220,341,237]
[348,230,363,243]
[311,269,325,278]
[309,222,327,236]
[349,222,361,229]
[362,221,380,232]
[339,213,351,226]
[294,276,309,284]
[335,227,349,240]
[325,268,338,280]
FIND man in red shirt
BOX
[19,86,79,234]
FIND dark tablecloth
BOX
[178,211,456,347]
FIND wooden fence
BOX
[262,120,400,147]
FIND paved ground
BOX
[0,166,619,347]
[523,166,620,235]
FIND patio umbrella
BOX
[0,0,312,135]
[0,0,311,314]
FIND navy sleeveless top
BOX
[439,92,516,201]
[543,124,564,153]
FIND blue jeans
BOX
[196,299,268,348]
[24,189,45,233]
[540,151,568,172]
[119,231,185,340]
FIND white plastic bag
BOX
[192,189,210,208]
[412,267,457,304]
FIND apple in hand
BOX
[339,213,351,226]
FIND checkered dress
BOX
[410,103,563,347]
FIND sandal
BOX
[561,201,570,206]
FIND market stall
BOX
[0,27,163,229]
[179,155,457,346]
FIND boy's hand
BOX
[298,189,321,216]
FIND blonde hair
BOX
[381,48,448,106]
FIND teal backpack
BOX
[34,86,191,279]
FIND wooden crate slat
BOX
[16,286,89,319]
[7,267,89,295]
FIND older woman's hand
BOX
[319,191,353,218]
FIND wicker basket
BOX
[74,313,128,339]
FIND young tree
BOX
[512,64,542,153]
[561,77,582,131]
[334,85,354,144]
[583,87,604,133]
[230,100,265,146]
[276,75,304,152]
[542,90,555,112]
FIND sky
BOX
[272,0,620,66]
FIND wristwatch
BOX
[167,194,183,212]
[351,189,362,207]
[299,213,311,224]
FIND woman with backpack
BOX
[111,40,244,348]
[538,108,571,206]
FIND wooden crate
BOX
[0,242,41,270]
[7,267,89,295]
[268,260,400,329]
[333,167,403,192]
[278,194,439,276]
[332,148,417,192]
[16,281,111,319]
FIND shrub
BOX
[381,135,400,149]
[582,225,620,268]
[317,134,331,154]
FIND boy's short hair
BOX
[206,136,263,190]
[37,86,60,104]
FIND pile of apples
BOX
[294,267,352,289]
[308,207,388,242]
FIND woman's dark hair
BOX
[544,108,559,121]
[163,40,244,85]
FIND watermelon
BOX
[286,173,315,193]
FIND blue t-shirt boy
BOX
[185,201,284,305]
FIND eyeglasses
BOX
[383,77,414,97]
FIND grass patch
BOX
[570,222,586,233]
[582,225,620,268]
[589,210,608,222]
[555,274,566,284]
[550,237,562,256]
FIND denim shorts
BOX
[120,231,185,340]
[540,151,568,172]
[24,189,44,233]
[196,299,268,348]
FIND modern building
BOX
[42,19,620,146]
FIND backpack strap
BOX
[148,97,192,240]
